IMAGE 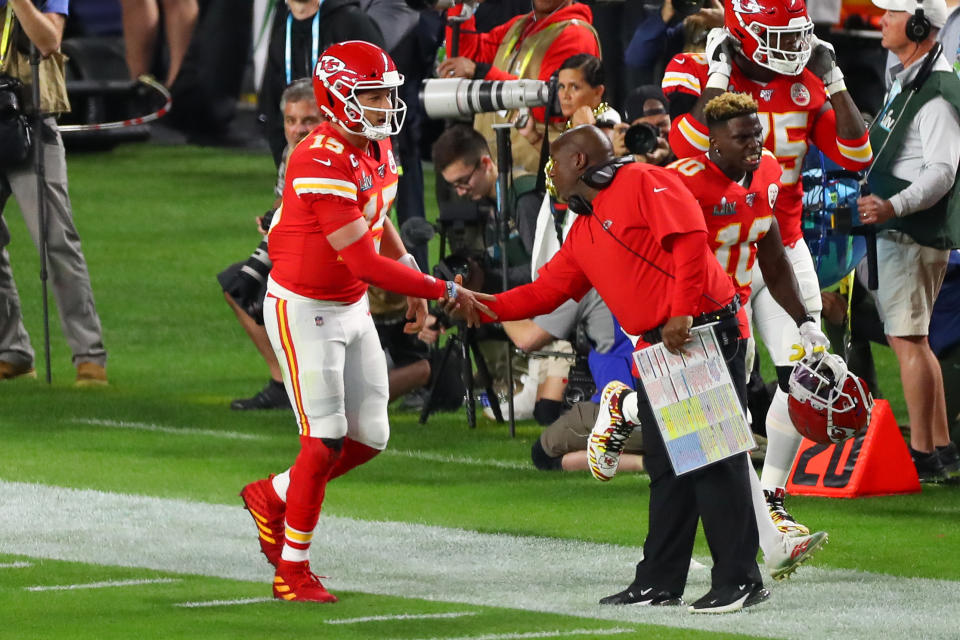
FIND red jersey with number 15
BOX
[668,150,782,305]
[268,121,400,302]
[662,53,872,245]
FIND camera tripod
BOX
[419,322,505,429]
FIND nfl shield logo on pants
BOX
[315,315,324,327]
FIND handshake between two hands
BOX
[402,274,498,335]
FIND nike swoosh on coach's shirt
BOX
[653,187,668,193]
[313,158,332,166]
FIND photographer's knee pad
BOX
[531,437,563,471]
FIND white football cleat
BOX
[587,381,638,481]
[765,530,828,581]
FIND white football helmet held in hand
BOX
[788,353,873,444]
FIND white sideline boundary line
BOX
[0,561,32,568]
[69,418,268,441]
[326,611,478,624]
[175,597,274,608]
[26,578,180,592]
[3,481,959,640]
[408,629,634,640]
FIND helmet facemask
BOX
[789,353,873,443]
[326,72,407,141]
[740,16,813,75]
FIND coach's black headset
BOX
[564,152,728,310]
[565,155,635,216]
[906,0,931,42]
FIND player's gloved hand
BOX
[705,28,734,84]
[792,319,830,362]
[806,35,846,94]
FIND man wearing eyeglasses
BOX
[431,124,616,424]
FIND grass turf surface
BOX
[0,143,957,639]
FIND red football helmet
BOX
[788,353,873,444]
[725,0,814,76]
[312,40,406,141]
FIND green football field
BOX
[0,144,957,640]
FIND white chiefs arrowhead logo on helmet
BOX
[731,0,771,14]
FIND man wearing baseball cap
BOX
[857,0,960,482]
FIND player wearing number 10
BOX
[662,0,873,537]
[667,92,831,581]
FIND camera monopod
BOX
[29,43,51,384]
[492,122,517,437]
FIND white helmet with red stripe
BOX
[312,40,406,141]
[787,353,873,444]
[725,0,814,76]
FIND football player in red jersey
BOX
[668,92,830,580]
[662,0,871,536]
[239,40,493,603]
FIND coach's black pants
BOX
[631,336,761,595]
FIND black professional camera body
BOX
[218,208,276,324]
[623,121,660,156]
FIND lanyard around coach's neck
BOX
[285,1,323,86]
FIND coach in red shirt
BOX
[480,125,765,611]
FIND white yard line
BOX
[69,418,267,441]
[408,629,635,640]
[385,449,529,471]
[1,480,957,640]
[326,611,478,624]
[0,561,32,568]
[68,419,526,469]
[26,578,179,592]
[175,597,275,608]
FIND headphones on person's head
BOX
[906,0,931,43]
[566,156,635,216]
[579,156,635,190]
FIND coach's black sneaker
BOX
[688,582,769,614]
[936,442,960,478]
[910,447,947,483]
[231,379,290,411]
[599,584,684,606]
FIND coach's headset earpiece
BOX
[906,0,931,43]
[567,156,636,216]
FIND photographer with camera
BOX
[435,0,600,176]
[611,84,674,166]
[0,0,108,385]
[218,79,320,410]
[433,123,615,423]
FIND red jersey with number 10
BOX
[662,53,872,245]
[667,151,782,304]
[268,121,400,302]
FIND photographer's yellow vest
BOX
[474,16,599,176]
[0,4,70,115]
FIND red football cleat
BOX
[240,475,285,567]
[273,560,338,602]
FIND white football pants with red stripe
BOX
[263,278,390,449]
